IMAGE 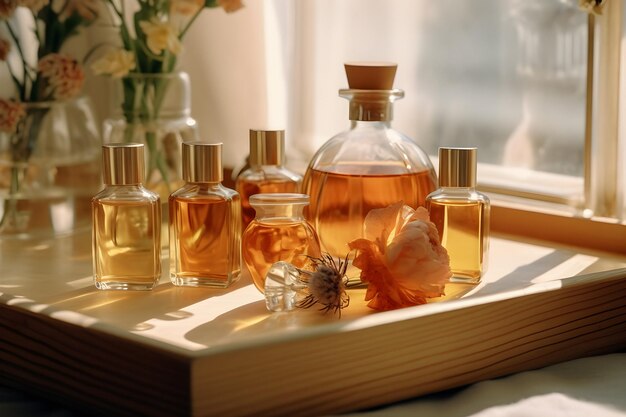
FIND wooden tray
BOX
[1,231,625,416]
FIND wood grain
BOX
[0,305,191,417]
[191,271,626,417]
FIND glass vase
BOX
[0,97,102,239]
[103,72,198,201]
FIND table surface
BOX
[1,230,626,416]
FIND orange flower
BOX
[348,202,451,311]
[0,0,17,19]
[218,0,244,13]
[170,0,204,16]
[38,53,85,99]
[0,99,26,134]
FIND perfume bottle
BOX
[302,62,437,261]
[242,193,321,293]
[169,142,242,288]
[426,147,490,283]
[92,143,162,290]
[236,129,302,230]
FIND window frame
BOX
[487,0,626,254]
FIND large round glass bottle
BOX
[302,63,437,261]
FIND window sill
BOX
[491,200,626,256]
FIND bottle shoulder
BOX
[427,188,490,204]
[307,123,435,174]
[170,183,240,202]
[93,185,160,203]
[236,166,303,184]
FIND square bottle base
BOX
[94,278,159,291]
[450,273,481,285]
[171,272,240,288]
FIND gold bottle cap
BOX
[182,142,223,183]
[344,62,397,90]
[439,147,477,188]
[102,143,145,185]
[249,129,284,166]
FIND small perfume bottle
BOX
[169,142,242,287]
[236,129,302,230]
[92,143,162,290]
[242,193,321,293]
[426,147,490,284]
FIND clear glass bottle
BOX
[92,143,162,290]
[169,142,242,288]
[426,147,490,283]
[242,193,321,293]
[236,129,302,230]
[302,62,437,262]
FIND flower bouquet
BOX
[93,0,243,198]
[0,0,101,238]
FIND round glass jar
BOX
[242,193,321,293]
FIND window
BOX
[284,0,624,222]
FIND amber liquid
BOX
[92,199,161,290]
[242,220,321,292]
[169,196,241,287]
[303,165,436,259]
[237,178,301,230]
[427,200,487,282]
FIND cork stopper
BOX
[182,142,223,183]
[102,143,145,185]
[344,62,397,90]
[439,147,477,188]
[249,129,284,166]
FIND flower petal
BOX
[361,201,407,247]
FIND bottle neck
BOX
[106,183,144,188]
[186,181,222,188]
[348,100,394,122]
[250,163,281,169]
[350,120,391,129]
[340,88,403,122]
[437,186,477,196]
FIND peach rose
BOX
[348,202,451,311]
[0,99,26,134]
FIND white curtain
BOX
[177,0,424,171]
